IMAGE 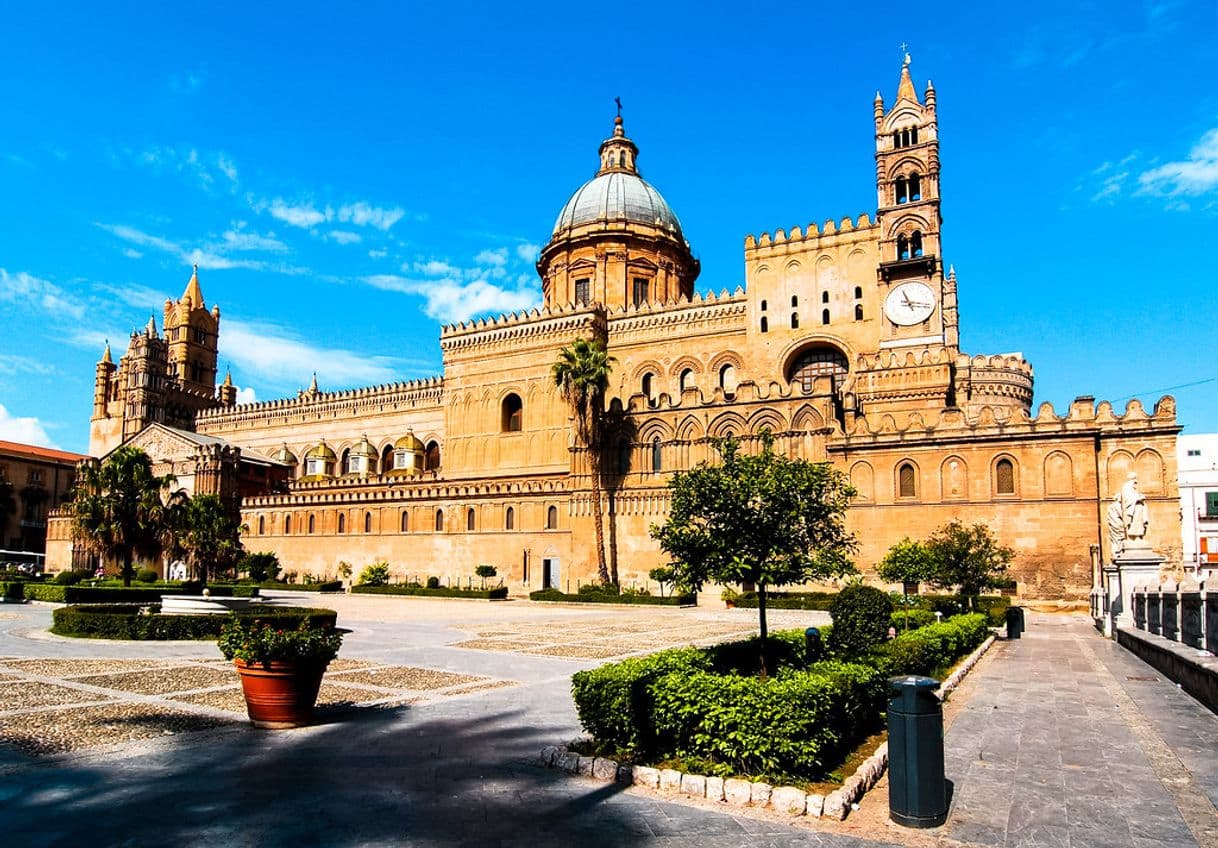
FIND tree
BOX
[359,560,391,586]
[475,564,497,589]
[651,435,857,676]
[240,552,281,583]
[648,566,675,598]
[925,520,1014,610]
[175,494,245,585]
[553,336,616,585]
[876,537,936,631]
[68,447,176,587]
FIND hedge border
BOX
[20,584,261,604]
[352,584,508,600]
[530,589,697,606]
[50,604,338,640]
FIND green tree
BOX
[876,537,936,631]
[553,336,616,585]
[926,520,1015,610]
[648,566,675,598]
[239,552,281,583]
[359,560,391,586]
[651,436,857,675]
[174,494,245,585]
[68,446,177,587]
[475,564,497,588]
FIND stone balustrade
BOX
[1129,579,1216,652]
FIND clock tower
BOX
[874,54,958,351]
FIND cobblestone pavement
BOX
[0,598,1213,847]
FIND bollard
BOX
[1005,606,1024,639]
[804,627,822,661]
[888,675,947,828]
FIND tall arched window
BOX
[307,513,316,534]
[719,363,738,394]
[546,505,558,530]
[364,511,372,533]
[380,445,393,475]
[651,437,662,472]
[821,309,830,325]
[760,316,768,333]
[679,369,694,392]
[337,513,346,534]
[897,234,910,260]
[435,509,444,531]
[466,508,476,531]
[400,510,409,532]
[641,372,653,401]
[909,173,921,201]
[996,458,1016,495]
[425,441,441,471]
[258,516,265,535]
[898,463,916,498]
[911,127,919,144]
[791,312,800,329]
[911,231,923,258]
[501,394,523,432]
[855,304,864,320]
[791,295,798,307]
[822,291,829,303]
[760,299,767,311]
[854,286,863,299]
[284,515,292,534]
[896,176,908,204]
[505,506,515,530]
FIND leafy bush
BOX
[352,584,508,600]
[890,608,937,630]
[529,588,696,606]
[917,593,1011,626]
[134,568,159,583]
[53,570,92,586]
[0,581,24,601]
[51,605,338,640]
[426,576,441,589]
[732,590,837,610]
[828,584,893,656]
[868,613,991,677]
[358,560,391,587]
[218,618,342,666]
[578,581,618,595]
[703,628,809,675]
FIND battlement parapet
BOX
[440,304,603,353]
[243,472,568,508]
[195,377,444,427]
[745,214,877,251]
[608,288,748,336]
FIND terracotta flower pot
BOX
[233,659,328,729]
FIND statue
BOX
[1119,472,1149,542]
[1107,497,1125,555]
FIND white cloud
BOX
[336,201,404,231]
[253,197,405,232]
[262,199,328,229]
[326,230,362,245]
[234,386,257,404]
[364,274,539,324]
[94,282,170,311]
[97,223,305,274]
[0,268,86,319]
[0,403,57,448]
[220,318,403,389]
[122,248,143,259]
[475,247,509,267]
[217,155,238,184]
[515,242,541,263]
[220,225,287,252]
[0,355,56,377]
[132,145,238,191]
[368,248,388,259]
[413,259,460,276]
[1139,128,1218,196]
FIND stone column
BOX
[1103,543,1166,636]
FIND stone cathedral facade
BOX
[59,58,1181,600]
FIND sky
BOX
[1,1,1216,453]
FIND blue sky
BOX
[2,1,1216,453]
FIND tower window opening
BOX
[364,511,372,533]
[909,173,922,201]
[892,131,901,148]
[911,127,919,144]
[307,514,316,534]
[822,308,830,325]
[574,278,590,305]
[338,513,346,534]
[505,506,515,530]
[400,510,409,532]
[284,515,292,534]
[679,369,694,393]
[425,440,441,471]
[258,516,265,535]
[911,231,924,258]
[854,286,863,299]
[651,437,662,472]
[435,509,445,532]
[898,463,917,498]
[467,508,476,531]
[822,291,829,304]
[546,505,558,530]
[760,316,768,333]
[996,458,1016,495]
[791,295,798,307]
[791,312,799,329]
[641,372,653,402]
[855,304,864,320]
[501,393,523,432]
[897,234,910,260]
[632,277,649,307]
[896,176,908,204]
[760,299,767,311]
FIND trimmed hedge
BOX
[50,604,338,640]
[733,590,1012,625]
[890,608,938,630]
[916,594,1011,626]
[733,590,836,610]
[530,589,697,606]
[22,584,256,603]
[0,581,25,601]
[868,613,991,677]
[353,584,508,600]
[257,581,343,593]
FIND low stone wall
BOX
[1116,626,1218,715]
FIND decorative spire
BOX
[896,51,919,104]
[222,368,233,387]
[101,339,112,364]
[308,372,318,393]
[181,263,204,309]
[145,314,158,338]
[597,101,639,176]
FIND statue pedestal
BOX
[1102,544,1165,637]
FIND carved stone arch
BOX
[707,411,748,439]
[633,359,665,381]
[707,351,743,375]
[676,415,703,441]
[1134,448,1165,495]
[885,155,928,181]
[991,453,1019,497]
[883,107,922,131]
[753,264,772,283]
[850,461,874,501]
[669,356,703,379]
[637,419,674,443]
[940,454,968,500]
[746,408,786,436]
[1043,450,1074,497]
[1106,449,1134,496]
[784,259,802,277]
[791,405,825,433]
[889,214,930,238]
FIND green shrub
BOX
[703,629,808,675]
[732,591,837,610]
[53,570,92,586]
[351,584,508,600]
[578,581,618,595]
[890,608,937,630]
[917,593,1011,626]
[828,584,893,656]
[0,581,24,601]
[358,560,391,587]
[868,613,991,677]
[133,568,158,583]
[426,576,441,589]
[239,552,281,583]
[529,588,696,606]
[260,580,342,593]
[50,605,338,640]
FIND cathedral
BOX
[52,58,1182,601]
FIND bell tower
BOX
[163,265,220,395]
[874,54,958,350]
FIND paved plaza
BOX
[0,596,1214,847]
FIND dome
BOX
[351,435,377,458]
[272,443,298,465]
[305,441,337,461]
[394,430,425,451]
[552,172,684,240]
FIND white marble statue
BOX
[1119,472,1149,542]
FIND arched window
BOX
[505,506,515,530]
[909,173,921,201]
[679,369,693,392]
[911,127,919,144]
[898,463,917,498]
[435,509,444,531]
[896,176,908,204]
[719,363,738,394]
[791,312,799,329]
[996,458,1016,495]
[308,513,316,534]
[760,317,768,333]
[822,291,829,304]
[546,505,558,530]
[788,345,849,393]
[380,445,393,474]
[425,441,441,471]
[466,507,476,531]
[821,309,830,325]
[400,510,409,533]
[791,295,798,307]
[760,299,767,311]
[897,234,910,260]
[339,448,351,475]
[364,511,372,533]
[258,516,265,535]
[337,513,346,534]
[892,131,900,148]
[641,373,653,401]
[855,304,864,320]
[651,437,662,472]
[911,231,923,258]
[854,286,863,299]
[284,515,292,534]
[501,394,523,432]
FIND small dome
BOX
[394,430,425,451]
[272,443,298,465]
[553,172,684,239]
[305,441,337,461]
[350,435,377,458]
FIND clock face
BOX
[884,282,936,326]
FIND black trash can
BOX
[888,675,947,828]
[804,627,822,660]
[1005,606,1024,639]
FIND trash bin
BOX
[1005,606,1024,639]
[804,627,822,660]
[887,675,947,828]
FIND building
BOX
[53,57,1182,600]
[0,440,88,561]
[1178,434,1218,576]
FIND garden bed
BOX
[254,581,343,593]
[529,589,697,606]
[352,584,508,600]
[50,604,338,640]
[734,591,1012,625]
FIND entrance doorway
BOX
[542,557,561,590]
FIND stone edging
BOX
[538,631,999,821]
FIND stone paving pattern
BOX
[0,596,1213,847]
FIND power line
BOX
[1111,377,1216,403]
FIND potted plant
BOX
[721,586,738,609]
[218,618,343,729]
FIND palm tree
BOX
[176,494,245,585]
[553,336,616,585]
[68,446,176,587]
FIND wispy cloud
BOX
[220,224,287,253]
[413,259,460,276]
[0,268,86,320]
[1139,128,1218,197]
[1086,155,1138,203]
[220,318,405,389]
[475,247,509,267]
[364,274,539,324]
[0,355,57,378]
[0,403,57,447]
[253,197,405,231]
[515,242,541,263]
[131,145,239,192]
[96,223,305,274]
[326,230,361,245]
[122,248,143,259]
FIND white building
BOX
[1178,434,1218,575]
